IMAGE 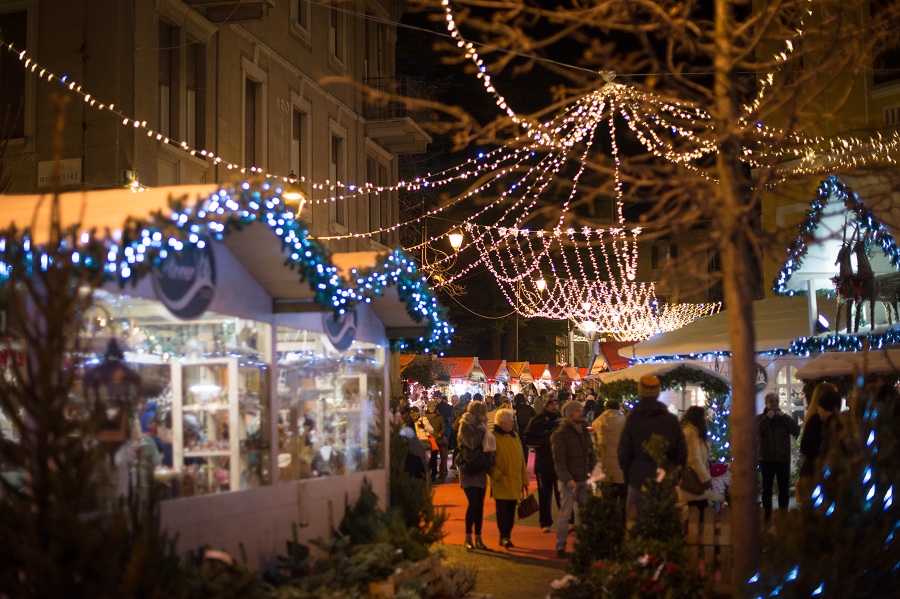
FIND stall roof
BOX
[549,365,581,383]
[399,354,417,372]
[599,342,635,370]
[529,363,550,381]
[776,174,900,295]
[505,361,533,381]
[0,183,451,352]
[436,357,486,382]
[628,296,837,359]
[478,359,509,381]
[795,349,900,380]
[599,362,730,385]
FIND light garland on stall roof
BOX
[773,175,900,298]
[0,178,454,353]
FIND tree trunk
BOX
[714,0,760,587]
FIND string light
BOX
[0,178,453,353]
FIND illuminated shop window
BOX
[275,326,385,482]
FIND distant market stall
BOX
[598,362,730,411]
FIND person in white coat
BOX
[677,406,713,511]
[591,399,627,504]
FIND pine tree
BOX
[748,383,900,597]
[570,480,626,577]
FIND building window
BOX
[244,79,259,167]
[290,108,308,189]
[295,0,310,30]
[0,10,27,139]
[651,243,677,270]
[378,163,389,244]
[775,365,804,421]
[366,157,377,236]
[365,14,386,81]
[329,135,345,226]
[329,6,344,62]
[185,41,206,149]
[158,21,207,148]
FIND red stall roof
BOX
[436,357,486,382]
[478,359,509,381]
[529,363,550,380]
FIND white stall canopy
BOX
[795,349,900,380]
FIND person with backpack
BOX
[457,402,496,551]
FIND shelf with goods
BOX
[125,353,269,496]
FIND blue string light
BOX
[0,178,454,353]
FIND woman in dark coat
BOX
[513,393,535,461]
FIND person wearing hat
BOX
[551,399,596,559]
[618,375,687,514]
[522,393,563,533]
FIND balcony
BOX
[183,0,273,24]
[363,77,433,155]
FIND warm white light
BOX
[536,278,547,292]
[448,230,464,250]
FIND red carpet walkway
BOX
[432,452,576,558]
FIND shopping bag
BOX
[679,466,706,495]
[517,492,539,519]
[428,434,439,452]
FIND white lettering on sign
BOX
[37,158,82,188]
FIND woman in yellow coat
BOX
[489,408,529,549]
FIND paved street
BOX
[430,455,570,599]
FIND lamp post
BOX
[420,223,465,295]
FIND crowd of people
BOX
[395,373,891,558]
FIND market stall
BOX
[0,181,451,565]
[598,362,731,412]
[435,357,487,397]
[478,359,510,396]
[501,361,531,395]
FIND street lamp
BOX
[421,226,466,296]
[283,173,307,219]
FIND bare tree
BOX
[402,0,900,587]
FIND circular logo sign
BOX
[323,311,357,351]
[755,363,769,394]
[152,244,217,319]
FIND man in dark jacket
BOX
[758,392,800,522]
[618,375,687,514]
[522,394,562,533]
[435,392,453,481]
[551,400,596,559]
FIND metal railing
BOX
[362,76,432,123]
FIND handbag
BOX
[428,434,439,452]
[517,492,539,519]
[679,466,706,496]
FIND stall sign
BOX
[152,245,217,319]
[323,311,357,351]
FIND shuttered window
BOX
[185,40,206,148]
[245,79,257,167]
[158,22,177,138]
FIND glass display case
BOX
[276,327,385,482]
